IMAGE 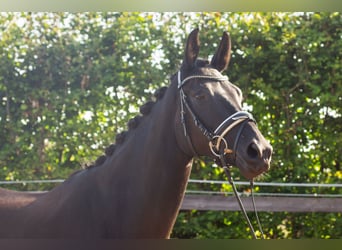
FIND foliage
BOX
[0,12,341,238]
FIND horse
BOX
[0,28,272,238]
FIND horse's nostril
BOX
[264,146,273,160]
[247,143,260,159]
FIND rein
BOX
[177,71,264,239]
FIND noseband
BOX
[177,70,255,163]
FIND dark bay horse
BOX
[0,29,272,238]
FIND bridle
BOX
[177,70,255,162]
[177,70,264,239]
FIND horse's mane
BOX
[81,86,169,171]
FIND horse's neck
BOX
[92,83,193,237]
[6,83,193,238]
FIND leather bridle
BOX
[177,70,255,162]
[177,70,265,239]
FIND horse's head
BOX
[174,28,272,180]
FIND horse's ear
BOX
[210,32,231,72]
[183,28,200,70]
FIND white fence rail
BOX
[1,179,341,212]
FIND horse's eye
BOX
[194,94,206,100]
[191,84,208,101]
